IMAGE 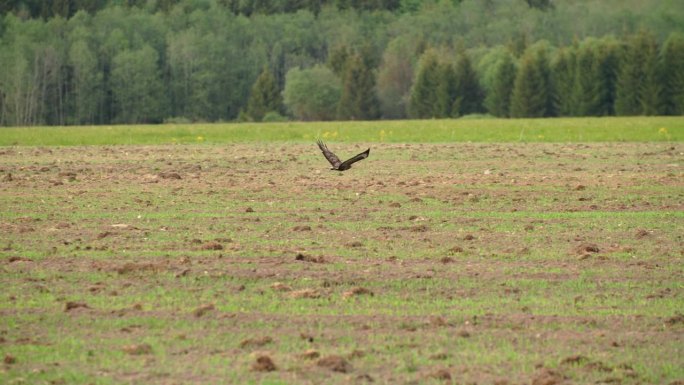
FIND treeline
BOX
[0,0,682,126]
[0,0,554,19]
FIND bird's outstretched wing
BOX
[317,140,342,169]
[339,148,370,169]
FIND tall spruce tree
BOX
[661,32,684,115]
[453,53,484,116]
[245,67,283,121]
[485,52,516,117]
[409,49,445,119]
[574,39,604,116]
[639,33,664,115]
[551,45,577,116]
[590,37,620,116]
[510,46,552,118]
[615,30,663,115]
[337,53,380,120]
[438,61,457,118]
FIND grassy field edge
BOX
[1,116,682,146]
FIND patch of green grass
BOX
[1,141,682,384]
[0,116,682,145]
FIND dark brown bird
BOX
[317,140,370,171]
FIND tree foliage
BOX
[0,0,683,125]
[510,44,553,118]
[615,30,663,116]
[452,53,484,116]
[484,51,516,117]
[283,65,341,120]
[661,32,684,115]
[337,53,380,120]
[409,49,447,118]
[245,67,283,121]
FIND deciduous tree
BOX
[283,65,341,120]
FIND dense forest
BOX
[0,0,683,126]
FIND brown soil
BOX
[295,253,325,263]
[251,355,277,372]
[64,301,90,312]
[240,336,273,349]
[122,343,153,355]
[531,368,566,385]
[192,303,215,317]
[1,142,682,385]
[317,355,352,373]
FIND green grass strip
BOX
[1,117,682,145]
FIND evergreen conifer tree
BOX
[409,50,444,118]
[246,67,283,121]
[453,53,484,116]
[337,53,380,120]
[510,47,551,118]
[484,53,516,117]
[551,45,577,116]
[661,32,684,115]
[616,30,663,115]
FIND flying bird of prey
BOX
[317,140,370,171]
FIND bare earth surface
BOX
[1,143,683,384]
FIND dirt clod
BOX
[123,343,153,355]
[245,207,254,213]
[299,332,315,342]
[192,303,215,317]
[560,354,589,365]
[116,262,160,274]
[429,369,451,381]
[448,246,464,253]
[293,225,312,231]
[4,354,16,364]
[300,349,320,360]
[158,172,181,179]
[531,368,565,385]
[290,289,321,299]
[410,224,429,232]
[65,301,89,312]
[430,352,449,360]
[342,287,373,299]
[200,241,223,250]
[8,256,31,263]
[240,336,273,349]
[295,253,325,263]
[317,355,351,373]
[575,243,600,254]
[665,313,684,326]
[270,282,292,292]
[635,229,650,238]
[251,355,277,372]
[429,316,448,327]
